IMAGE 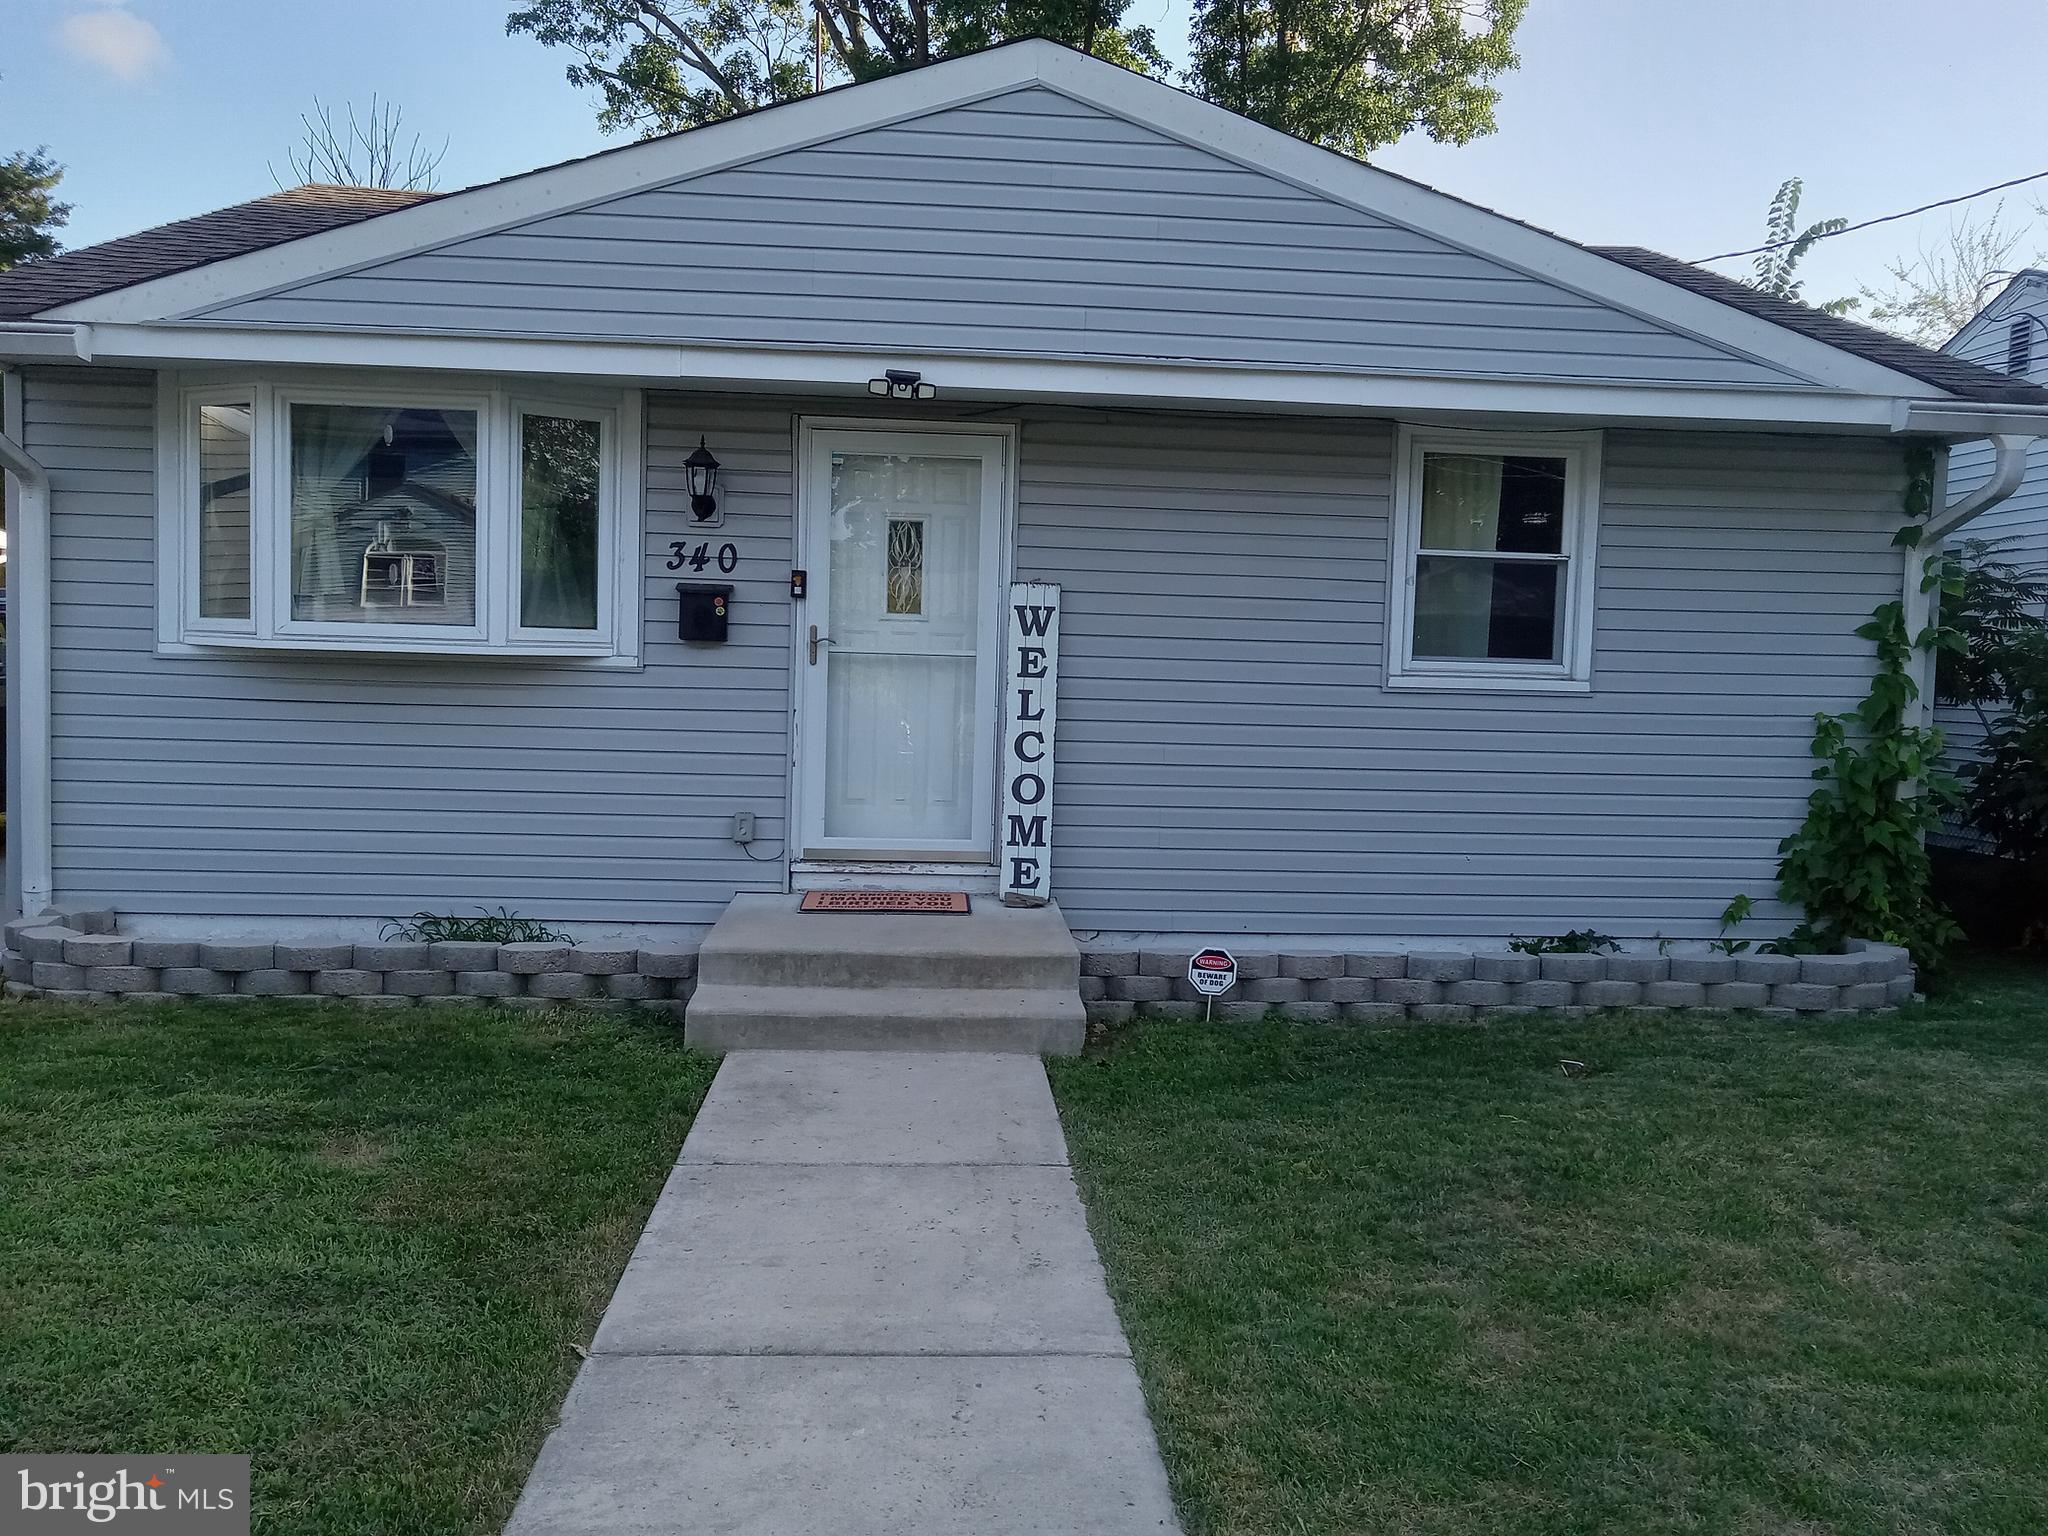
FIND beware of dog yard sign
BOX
[1188,947,1237,1018]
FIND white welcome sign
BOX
[999,582,1060,907]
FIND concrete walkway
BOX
[503,1051,1182,1535]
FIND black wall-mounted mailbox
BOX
[677,583,733,643]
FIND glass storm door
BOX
[796,428,1005,861]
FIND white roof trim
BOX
[44,40,1942,400]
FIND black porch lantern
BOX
[684,436,721,521]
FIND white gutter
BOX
[1926,432,2039,542]
[0,368,52,914]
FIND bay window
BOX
[158,374,641,659]
[1387,426,1600,691]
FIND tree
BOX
[1746,176,1856,315]
[274,96,448,192]
[1186,0,1524,157]
[0,148,70,270]
[508,0,1165,136]
[1859,203,2043,347]
[509,0,1527,154]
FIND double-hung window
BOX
[159,374,641,660]
[1387,426,1600,691]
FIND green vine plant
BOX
[1726,445,1964,970]
[380,908,575,945]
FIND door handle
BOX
[808,624,832,665]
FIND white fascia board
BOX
[39,40,1944,403]
[78,320,1923,430]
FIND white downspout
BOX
[0,367,53,915]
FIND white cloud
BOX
[59,4,169,83]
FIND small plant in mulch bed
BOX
[379,909,575,945]
[1508,930,1621,956]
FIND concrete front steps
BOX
[683,894,1085,1055]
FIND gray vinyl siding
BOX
[200,88,1808,390]
[30,366,1901,938]
[29,366,793,924]
[1017,418,1902,936]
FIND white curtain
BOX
[1415,454,1506,659]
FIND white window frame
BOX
[1386,424,1601,694]
[155,369,643,662]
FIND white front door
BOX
[795,425,1007,862]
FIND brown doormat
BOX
[799,890,972,914]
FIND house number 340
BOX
[667,541,739,574]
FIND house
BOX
[1938,270,2048,800]
[3,41,2046,1031]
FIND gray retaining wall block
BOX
[14,927,82,963]
[528,972,597,1000]
[161,968,233,996]
[1111,974,1171,1002]
[1772,983,1838,1012]
[31,962,86,990]
[275,943,355,971]
[498,943,573,975]
[1539,953,1606,982]
[132,940,199,968]
[1735,953,1801,985]
[1077,975,1106,1002]
[1375,977,1441,1006]
[198,942,273,972]
[1447,979,1511,1007]
[457,970,523,998]
[1340,1001,1409,1023]
[236,969,309,996]
[1407,951,1474,982]
[1079,950,1136,978]
[1345,952,1410,979]
[1137,950,1184,978]
[1137,1000,1200,1021]
[3,953,27,983]
[1281,952,1346,980]
[1231,953,1280,981]
[1643,981,1708,1008]
[605,974,668,1003]
[1473,952,1539,983]
[1885,975,1916,1004]
[352,942,428,971]
[61,935,131,967]
[385,970,456,997]
[1579,980,1643,1009]
[311,970,384,997]
[1605,954,1668,983]
[569,947,638,975]
[636,947,699,979]
[1216,1001,1270,1023]
[1705,981,1771,1009]
[1798,953,1866,986]
[1244,977,1306,1004]
[1309,976,1373,1003]
[1838,982,1891,1009]
[1669,954,1738,984]
[1084,1000,1135,1027]
[430,941,501,972]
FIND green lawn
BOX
[0,998,717,1535]
[1051,959,2048,1536]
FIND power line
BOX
[1694,168,2048,265]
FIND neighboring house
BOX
[1938,270,2048,838]
[2,41,2046,947]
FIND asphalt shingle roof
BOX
[1592,245,2048,406]
[0,184,439,321]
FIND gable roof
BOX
[0,39,2039,413]
[1593,247,2048,406]
[0,185,437,321]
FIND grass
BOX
[1050,957,2048,1536]
[0,998,718,1535]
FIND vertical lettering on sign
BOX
[1000,582,1060,907]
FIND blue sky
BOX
[9,0,2045,309]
